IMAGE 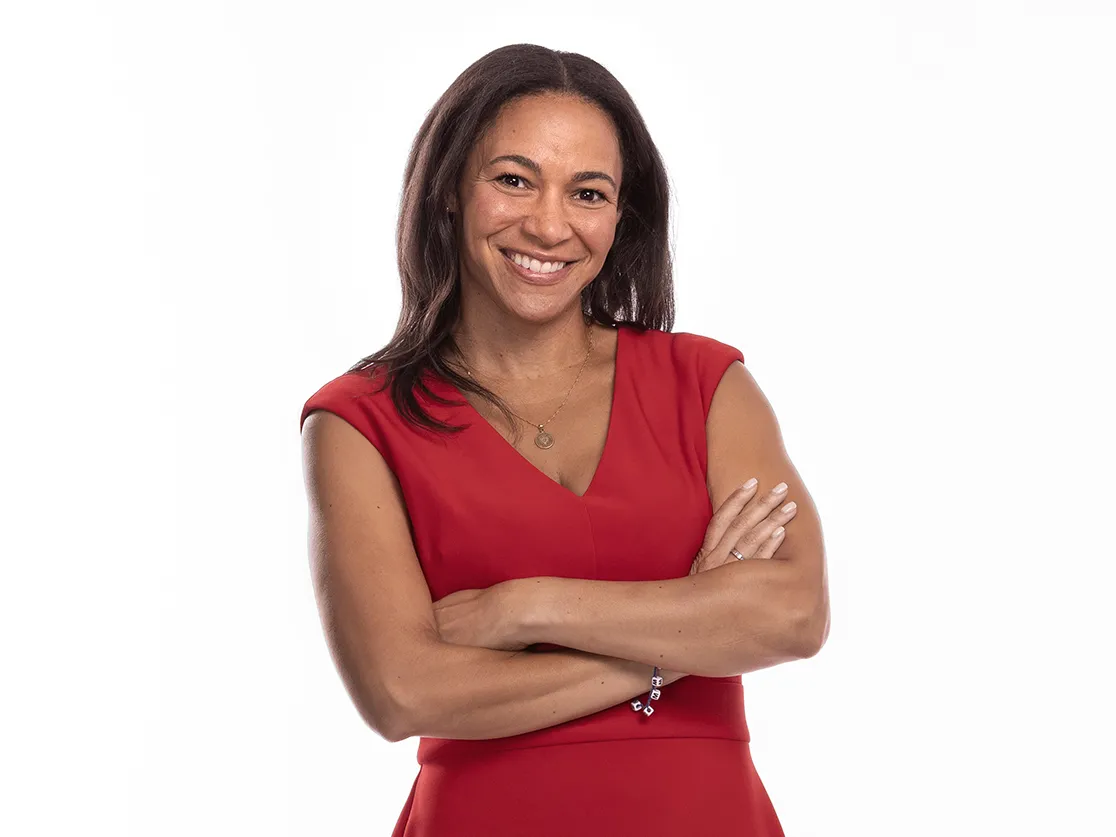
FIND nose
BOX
[520,188,573,245]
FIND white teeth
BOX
[508,250,567,274]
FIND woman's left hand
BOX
[431,580,530,652]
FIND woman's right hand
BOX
[689,479,797,575]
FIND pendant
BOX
[534,426,554,449]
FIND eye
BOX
[495,172,527,189]
[495,173,608,205]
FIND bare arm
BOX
[390,642,685,741]
[515,560,804,679]
[301,410,683,743]
[509,360,830,677]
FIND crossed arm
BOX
[436,360,830,679]
[506,558,817,679]
[304,360,828,742]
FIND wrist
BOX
[509,576,556,646]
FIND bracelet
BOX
[630,666,664,717]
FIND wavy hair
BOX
[347,43,676,437]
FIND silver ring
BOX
[730,548,745,561]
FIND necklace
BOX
[457,321,595,450]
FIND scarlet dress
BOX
[300,324,786,836]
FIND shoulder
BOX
[299,367,408,495]
[300,368,390,434]
[628,327,746,419]
[625,325,744,367]
[669,331,745,381]
[704,348,790,508]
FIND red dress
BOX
[300,324,786,836]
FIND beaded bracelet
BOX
[630,666,664,717]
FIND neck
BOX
[450,310,593,384]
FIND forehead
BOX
[471,93,622,176]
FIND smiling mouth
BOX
[500,248,580,267]
[499,248,581,281]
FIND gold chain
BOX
[456,319,594,450]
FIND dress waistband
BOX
[417,675,749,766]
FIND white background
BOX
[2,1,1113,834]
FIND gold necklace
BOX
[457,322,595,450]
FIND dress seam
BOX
[421,734,750,761]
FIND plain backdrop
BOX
[2,2,1113,835]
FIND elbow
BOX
[363,655,445,742]
[364,634,460,742]
[355,633,453,743]
[354,688,413,743]
[791,597,830,659]
[382,718,412,744]
[352,666,423,743]
[376,695,414,742]
[381,677,433,742]
[384,675,443,741]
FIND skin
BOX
[433,89,635,646]
[446,91,623,384]
[432,483,799,654]
[300,95,824,742]
[430,94,828,668]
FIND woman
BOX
[300,43,828,836]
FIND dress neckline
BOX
[442,323,626,502]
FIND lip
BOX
[500,248,579,285]
[502,247,577,264]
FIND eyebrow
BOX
[486,154,617,191]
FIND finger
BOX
[716,481,791,556]
[749,525,787,560]
[748,497,798,553]
[730,502,796,560]
[699,480,760,556]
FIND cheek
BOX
[470,192,519,229]
[583,215,619,252]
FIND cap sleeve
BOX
[672,332,745,420]
[299,371,390,460]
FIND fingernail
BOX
[774,482,788,494]
[742,478,758,490]
[771,526,785,539]
[781,501,796,514]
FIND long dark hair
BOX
[347,43,676,438]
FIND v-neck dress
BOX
[299,324,786,836]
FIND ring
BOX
[730,548,745,561]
